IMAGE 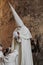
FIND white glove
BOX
[13,31,21,43]
[13,32,18,39]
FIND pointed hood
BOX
[9,3,24,27]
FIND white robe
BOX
[13,25,33,65]
[9,3,33,65]
[0,51,4,65]
[4,50,18,65]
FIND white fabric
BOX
[21,39,33,65]
[0,51,4,65]
[4,50,18,65]
[11,38,15,51]
[13,26,33,65]
[0,51,3,58]
[13,25,32,39]
[9,3,24,27]
[13,32,18,38]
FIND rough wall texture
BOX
[0,0,43,48]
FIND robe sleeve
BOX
[13,50,18,58]
[11,37,15,51]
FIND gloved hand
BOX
[13,31,21,43]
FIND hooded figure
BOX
[9,3,33,65]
